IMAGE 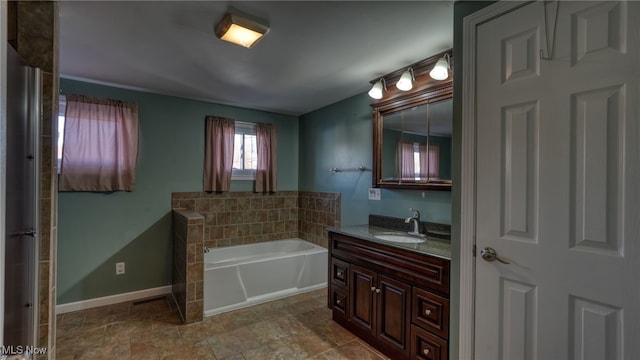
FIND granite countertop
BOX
[328,225,451,260]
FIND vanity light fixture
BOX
[214,13,269,48]
[368,78,387,99]
[396,68,415,91]
[429,53,450,80]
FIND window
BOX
[58,94,139,192]
[57,95,66,173]
[232,121,257,180]
[203,118,277,192]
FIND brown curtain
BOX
[398,141,415,180]
[255,122,277,192]
[59,94,139,191]
[204,116,235,192]
[419,143,440,179]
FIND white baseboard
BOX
[56,285,173,315]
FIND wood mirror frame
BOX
[371,49,453,191]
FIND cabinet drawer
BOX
[331,257,349,288]
[412,287,449,339]
[331,288,348,317]
[410,325,448,360]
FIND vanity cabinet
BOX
[328,231,450,360]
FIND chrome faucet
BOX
[405,208,424,237]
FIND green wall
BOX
[57,79,299,304]
[299,93,452,226]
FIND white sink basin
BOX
[374,234,425,244]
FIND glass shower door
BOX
[4,44,40,350]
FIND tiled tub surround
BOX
[172,209,204,324]
[171,191,340,324]
[298,191,341,248]
[172,191,300,249]
[171,191,341,249]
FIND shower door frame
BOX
[3,35,41,349]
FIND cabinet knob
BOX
[375,288,381,294]
[337,271,343,277]
[371,286,376,291]
[336,299,342,305]
[425,309,432,316]
[423,349,430,355]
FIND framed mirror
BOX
[372,49,453,191]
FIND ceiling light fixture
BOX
[214,13,269,48]
[396,68,415,91]
[368,78,387,99]
[429,53,450,80]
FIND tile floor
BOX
[56,288,390,360]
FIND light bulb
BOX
[368,79,385,99]
[396,69,414,91]
[429,57,449,80]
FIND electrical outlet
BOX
[368,188,381,200]
[116,262,125,275]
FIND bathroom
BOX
[8,1,640,360]
[4,1,475,359]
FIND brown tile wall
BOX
[13,2,59,358]
[171,209,204,324]
[298,191,341,248]
[171,191,300,249]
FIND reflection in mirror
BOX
[380,99,451,183]
[427,99,452,181]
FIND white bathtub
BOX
[204,238,327,316]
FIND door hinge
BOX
[473,244,476,257]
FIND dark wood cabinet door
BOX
[377,275,411,357]
[349,265,377,333]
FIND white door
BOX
[474,1,639,359]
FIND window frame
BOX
[57,95,66,173]
[232,121,257,180]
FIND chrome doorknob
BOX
[480,247,510,264]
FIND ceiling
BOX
[59,1,454,116]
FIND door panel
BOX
[475,1,639,359]
[570,85,624,255]
[349,265,376,333]
[377,275,410,355]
